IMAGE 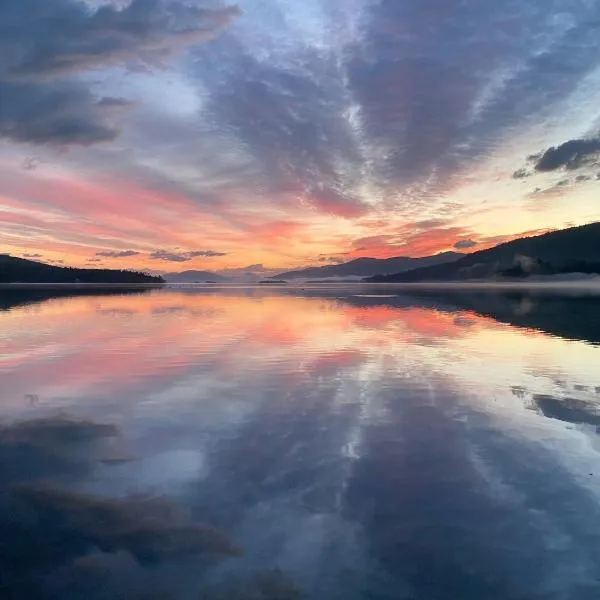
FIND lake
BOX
[2,285,600,599]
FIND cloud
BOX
[150,249,227,262]
[0,81,121,145]
[21,156,42,171]
[96,96,137,111]
[454,240,478,250]
[349,227,472,258]
[0,0,240,146]
[318,255,347,264]
[96,249,141,258]
[203,52,370,219]
[187,250,228,258]
[533,138,600,172]
[179,0,600,224]
[22,253,43,258]
[512,168,530,179]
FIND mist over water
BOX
[2,286,600,599]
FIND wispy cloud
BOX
[96,250,141,258]
[150,249,227,262]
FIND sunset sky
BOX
[1,0,600,276]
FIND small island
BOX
[258,279,288,285]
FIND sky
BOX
[1,0,600,276]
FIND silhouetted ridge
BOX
[368,222,600,282]
[0,254,164,284]
[275,251,463,280]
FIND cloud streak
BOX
[96,250,141,258]
[150,249,228,262]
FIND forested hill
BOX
[0,255,163,284]
[368,222,600,283]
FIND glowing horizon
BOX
[1,0,599,276]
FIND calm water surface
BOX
[2,286,600,599]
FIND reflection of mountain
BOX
[0,287,155,312]
[275,251,463,280]
[279,287,600,347]
[399,289,600,346]
[369,222,600,282]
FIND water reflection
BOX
[1,287,600,598]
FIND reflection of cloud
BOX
[201,569,303,599]
[0,413,240,597]
[310,349,367,376]
[532,394,600,430]
[4,288,600,598]
[0,416,125,485]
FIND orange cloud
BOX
[348,227,469,258]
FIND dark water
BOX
[2,286,600,599]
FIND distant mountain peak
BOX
[275,251,463,280]
[163,270,228,283]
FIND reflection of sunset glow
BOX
[1,290,599,429]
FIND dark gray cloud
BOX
[454,240,478,250]
[150,249,227,262]
[187,250,228,258]
[512,168,530,179]
[534,138,600,172]
[0,0,239,146]
[96,249,141,257]
[22,253,43,258]
[0,81,120,145]
[21,156,42,170]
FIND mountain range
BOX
[162,270,228,283]
[274,251,463,280]
[368,222,600,283]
